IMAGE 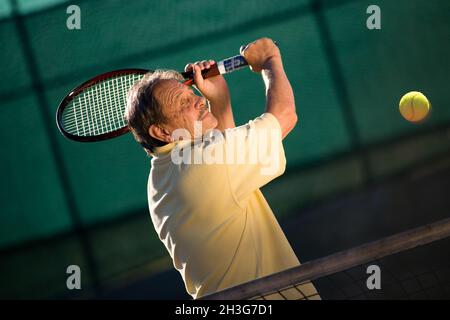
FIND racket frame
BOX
[56,55,248,142]
[56,68,149,142]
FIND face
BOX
[154,79,218,141]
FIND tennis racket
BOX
[56,55,248,142]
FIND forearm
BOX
[209,95,236,131]
[262,58,297,138]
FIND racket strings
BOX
[62,79,126,134]
[62,74,144,136]
[62,76,134,134]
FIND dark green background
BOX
[0,0,449,299]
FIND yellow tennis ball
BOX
[399,91,431,122]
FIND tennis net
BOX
[202,217,450,300]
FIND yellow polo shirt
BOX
[148,113,312,299]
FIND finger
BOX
[184,63,194,72]
[203,60,211,69]
[203,60,215,68]
[190,61,203,71]
[240,43,252,56]
[198,60,208,70]
[193,64,204,88]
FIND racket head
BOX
[56,69,150,142]
[55,60,237,142]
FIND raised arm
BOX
[185,60,236,131]
[241,38,298,139]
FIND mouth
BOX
[199,109,209,120]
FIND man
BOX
[125,38,318,299]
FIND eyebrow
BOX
[175,86,195,103]
[174,90,184,104]
[171,89,189,113]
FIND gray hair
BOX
[125,70,184,156]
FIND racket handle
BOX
[182,55,248,86]
[217,55,249,74]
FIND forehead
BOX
[153,79,194,120]
[154,79,190,102]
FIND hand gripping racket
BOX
[56,55,248,142]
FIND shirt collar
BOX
[151,139,195,158]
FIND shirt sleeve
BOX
[224,112,287,206]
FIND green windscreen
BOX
[2,0,449,246]
[0,1,450,246]
[1,0,449,299]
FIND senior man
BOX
[125,38,318,299]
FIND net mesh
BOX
[249,239,450,300]
[203,218,450,300]
[315,241,450,300]
[61,73,144,136]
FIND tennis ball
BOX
[399,91,431,122]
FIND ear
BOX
[149,124,173,143]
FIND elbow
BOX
[271,106,298,138]
[286,109,298,133]
[290,111,298,129]
[279,110,298,139]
